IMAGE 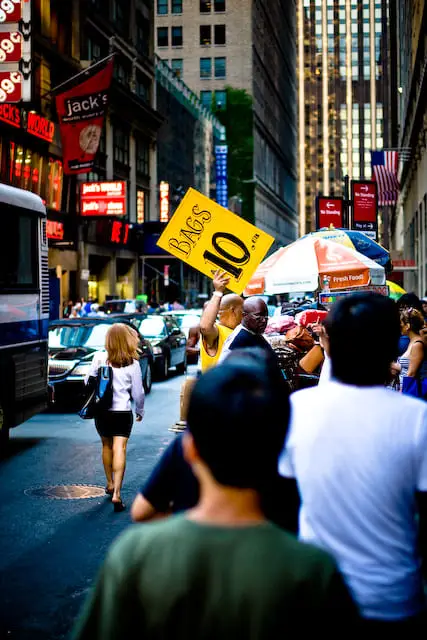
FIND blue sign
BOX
[215,144,228,208]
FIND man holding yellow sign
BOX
[157,188,274,295]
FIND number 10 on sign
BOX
[156,188,274,295]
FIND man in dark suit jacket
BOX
[218,297,275,362]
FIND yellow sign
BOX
[157,188,274,294]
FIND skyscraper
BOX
[298,0,392,234]
[155,0,298,246]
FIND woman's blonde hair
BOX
[105,323,140,367]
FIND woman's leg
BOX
[112,436,128,503]
[101,436,114,491]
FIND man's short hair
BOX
[187,348,289,490]
[324,292,400,386]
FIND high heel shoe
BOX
[113,500,126,512]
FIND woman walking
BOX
[393,308,427,389]
[85,323,145,512]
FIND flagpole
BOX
[40,53,116,99]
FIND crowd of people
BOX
[71,276,427,637]
[63,298,106,318]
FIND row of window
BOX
[200,89,226,109]
[157,25,226,47]
[157,0,226,14]
[200,57,226,79]
[113,127,150,176]
[157,26,183,47]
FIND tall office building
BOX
[155,0,298,246]
[298,0,392,234]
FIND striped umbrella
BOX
[304,228,390,267]
[386,280,406,301]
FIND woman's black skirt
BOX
[95,410,133,438]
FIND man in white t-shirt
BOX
[279,292,427,630]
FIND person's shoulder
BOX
[108,515,188,562]
[265,524,338,576]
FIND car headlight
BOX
[152,346,163,355]
[72,363,92,377]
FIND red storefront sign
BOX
[55,58,114,175]
[0,102,20,126]
[316,196,344,230]
[0,0,25,23]
[0,31,22,63]
[46,220,64,240]
[26,111,55,142]
[80,181,127,216]
[111,220,130,245]
[0,1,32,102]
[351,180,378,240]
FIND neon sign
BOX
[26,111,55,142]
[159,181,169,223]
[0,0,32,102]
[80,181,127,216]
[46,220,64,240]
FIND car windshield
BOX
[138,317,166,338]
[49,324,110,350]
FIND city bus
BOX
[0,184,49,452]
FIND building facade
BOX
[155,0,298,247]
[391,0,427,295]
[0,0,163,312]
[298,0,392,235]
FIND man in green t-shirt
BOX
[73,349,359,640]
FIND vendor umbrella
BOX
[305,227,390,267]
[386,280,406,301]
[244,236,386,296]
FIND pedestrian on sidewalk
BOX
[85,323,145,512]
[279,292,427,630]
[392,307,427,390]
[73,356,357,640]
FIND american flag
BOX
[371,150,400,206]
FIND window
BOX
[157,27,168,47]
[171,58,183,78]
[214,0,225,11]
[0,214,37,289]
[214,56,226,78]
[171,26,183,46]
[136,16,149,56]
[114,60,129,86]
[200,0,211,12]
[136,76,149,102]
[87,37,101,61]
[172,0,182,13]
[112,0,127,35]
[114,126,129,165]
[200,25,211,45]
[136,138,150,176]
[214,24,226,45]
[215,90,226,109]
[157,0,168,14]
[200,90,212,108]
[200,57,212,78]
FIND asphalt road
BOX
[0,368,187,640]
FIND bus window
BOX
[0,214,38,288]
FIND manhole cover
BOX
[25,484,106,500]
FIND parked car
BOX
[48,318,154,407]
[161,310,202,365]
[127,314,187,379]
[161,309,202,338]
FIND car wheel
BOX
[176,355,187,375]
[160,356,169,381]
[143,361,153,394]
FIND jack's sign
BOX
[157,188,274,295]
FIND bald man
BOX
[218,296,274,363]
[199,270,243,371]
